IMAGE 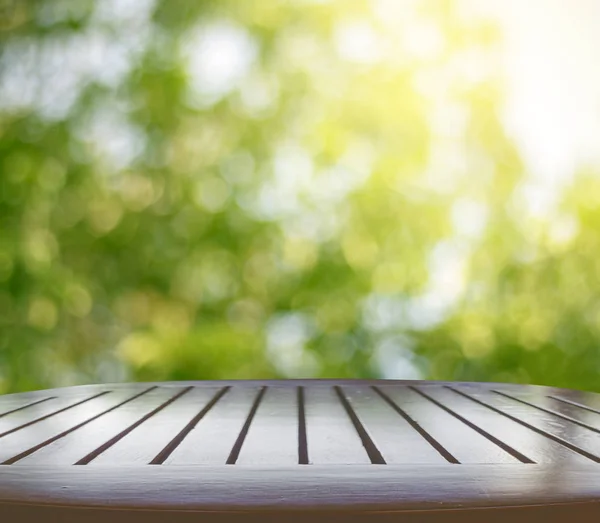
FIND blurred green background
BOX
[2,0,600,394]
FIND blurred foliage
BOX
[1,0,599,393]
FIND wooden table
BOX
[1,380,600,522]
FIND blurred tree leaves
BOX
[1,0,600,393]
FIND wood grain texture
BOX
[423,385,588,464]
[0,379,599,521]
[235,386,298,465]
[303,385,372,464]
[0,390,106,437]
[449,384,600,462]
[343,384,448,464]
[91,386,221,465]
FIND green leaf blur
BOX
[1,0,598,393]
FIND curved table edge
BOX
[0,465,599,512]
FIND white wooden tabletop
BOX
[0,379,600,522]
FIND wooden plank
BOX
[550,388,600,413]
[0,388,154,464]
[450,385,600,463]
[377,385,521,463]
[495,387,600,432]
[302,385,371,464]
[0,391,106,436]
[0,390,48,409]
[0,396,56,419]
[90,386,224,465]
[164,385,261,465]
[425,386,589,464]
[341,384,449,464]
[15,387,188,466]
[236,386,299,465]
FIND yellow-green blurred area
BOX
[2,0,600,394]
